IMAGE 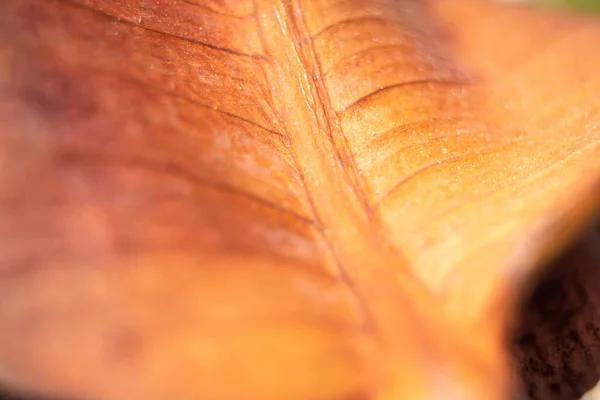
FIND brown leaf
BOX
[0,0,600,399]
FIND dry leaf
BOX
[1,0,600,399]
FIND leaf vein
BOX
[56,0,264,60]
[338,79,473,114]
[88,67,285,138]
[57,151,316,226]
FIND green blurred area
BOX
[534,0,600,13]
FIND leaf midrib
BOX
[254,0,436,346]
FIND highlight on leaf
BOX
[0,0,600,399]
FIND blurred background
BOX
[530,0,600,13]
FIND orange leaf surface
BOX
[1,0,600,399]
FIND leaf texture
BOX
[0,0,600,399]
